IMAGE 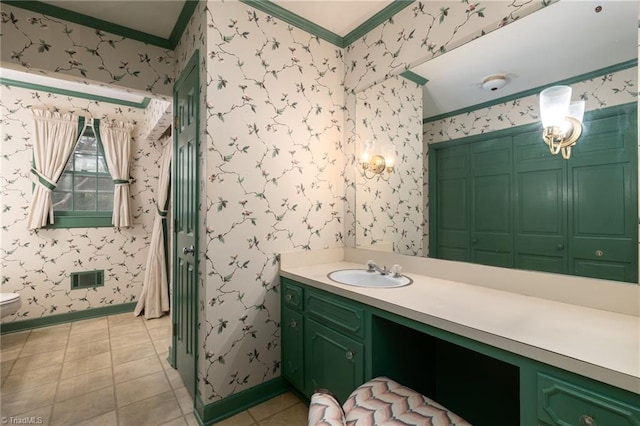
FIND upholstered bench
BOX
[308,376,472,425]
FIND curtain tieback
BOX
[157,205,168,218]
[113,179,129,186]
[30,168,57,191]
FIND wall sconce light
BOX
[539,85,585,160]
[360,140,395,180]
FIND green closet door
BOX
[471,137,514,268]
[514,129,567,274]
[435,145,471,262]
[568,109,638,283]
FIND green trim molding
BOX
[423,59,638,123]
[2,0,198,50]
[0,78,151,109]
[0,302,137,334]
[239,0,414,48]
[194,378,289,425]
[400,70,428,86]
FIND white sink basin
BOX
[327,269,412,288]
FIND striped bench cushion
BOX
[342,377,472,426]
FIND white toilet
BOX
[0,293,22,318]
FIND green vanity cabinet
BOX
[281,278,366,402]
[281,278,640,425]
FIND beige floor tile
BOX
[0,330,30,351]
[114,354,163,383]
[213,411,256,426]
[109,320,148,337]
[0,382,57,417]
[60,351,112,379]
[67,328,110,347]
[72,410,118,426]
[112,341,157,365]
[51,386,115,426]
[19,336,68,357]
[108,312,144,327]
[144,315,171,330]
[173,385,194,415]
[56,367,113,402]
[153,336,172,354]
[248,392,301,422]
[159,416,188,426]
[64,338,110,362]
[110,330,151,350]
[1,359,15,378]
[1,363,62,394]
[257,403,308,426]
[116,370,171,407]
[70,318,108,335]
[118,390,182,426]
[158,351,173,370]
[0,347,22,362]
[148,325,171,341]
[10,404,53,426]
[11,349,65,374]
[185,413,201,426]
[164,364,186,389]
[27,324,70,341]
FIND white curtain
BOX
[134,138,172,319]
[96,119,133,227]
[27,110,82,230]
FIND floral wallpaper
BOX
[0,84,167,321]
[0,3,174,97]
[141,98,172,144]
[199,1,344,402]
[354,75,423,255]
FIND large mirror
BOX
[354,0,638,283]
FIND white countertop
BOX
[281,260,640,394]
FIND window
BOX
[50,125,114,228]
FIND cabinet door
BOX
[568,109,638,283]
[434,144,471,262]
[282,307,304,392]
[514,129,568,274]
[304,318,364,402]
[471,137,514,268]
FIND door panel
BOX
[435,145,471,261]
[282,308,304,391]
[514,130,567,274]
[173,53,199,396]
[305,318,364,402]
[471,138,513,268]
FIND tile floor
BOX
[0,313,308,426]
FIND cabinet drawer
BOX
[306,289,364,339]
[282,279,303,311]
[538,373,640,426]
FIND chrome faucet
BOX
[367,260,388,275]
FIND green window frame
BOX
[49,122,114,228]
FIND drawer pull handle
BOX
[580,415,596,426]
[557,243,564,250]
[345,350,355,360]
[285,294,293,302]
[595,250,604,257]
[289,320,298,328]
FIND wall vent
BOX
[71,270,104,289]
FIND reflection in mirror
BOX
[354,1,638,283]
[354,76,424,255]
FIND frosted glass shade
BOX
[361,140,373,163]
[568,100,585,122]
[382,143,395,169]
[540,86,572,128]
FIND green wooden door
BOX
[305,318,364,402]
[281,307,304,392]
[173,52,199,396]
[568,108,637,282]
[471,137,514,268]
[514,129,568,274]
[434,145,471,261]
